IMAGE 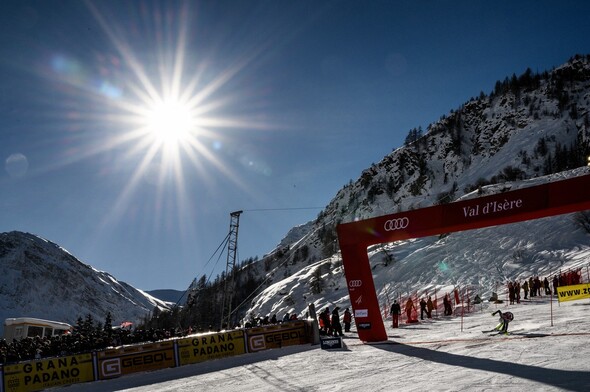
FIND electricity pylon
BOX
[220,210,242,329]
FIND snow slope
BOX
[245,169,590,326]
[236,56,590,325]
[59,297,590,391]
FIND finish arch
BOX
[336,173,590,342]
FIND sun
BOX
[69,0,272,238]
[144,98,195,149]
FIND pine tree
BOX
[104,312,113,338]
[82,314,94,336]
[309,266,323,294]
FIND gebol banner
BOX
[246,321,308,352]
[556,284,590,302]
[97,341,175,379]
[3,354,93,392]
[177,330,246,365]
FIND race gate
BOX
[336,173,590,342]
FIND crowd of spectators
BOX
[557,268,583,286]
[388,269,587,325]
[506,268,584,304]
[0,321,193,365]
[243,312,301,329]
[0,311,307,365]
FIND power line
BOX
[243,207,323,212]
[181,206,324,309]
[177,232,231,306]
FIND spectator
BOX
[405,298,415,322]
[426,296,434,318]
[419,298,427,320]
[443,294,453,316]
[534,276,542,296]
[331,307,343,337]
[319,308,331,336]
[343,308,352,332]
[544,277,551,295]
[522,280,529,299]
[390,300,401,328]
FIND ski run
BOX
[58,296,590,392]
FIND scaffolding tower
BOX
[220,210,242,328]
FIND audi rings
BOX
[348,280,362,288]
[383,217,409,231]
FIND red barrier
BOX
[337,173,590,342]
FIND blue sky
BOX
[1,0,590,291]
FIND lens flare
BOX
[5,153,29,178]
[33,1,276,236]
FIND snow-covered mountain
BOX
[0,231,171,334]
[240,54,590,321]
[3,56,590,335]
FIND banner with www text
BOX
[556,283,590,302]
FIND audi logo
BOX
[349,280,362,288]
[383,217,409,231]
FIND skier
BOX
[491,310,514,334]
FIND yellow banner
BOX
[3,353,93,392]
[96,341,175,379]
[177,330,246,365]
[246,321,308,352]
[556,283,590,302]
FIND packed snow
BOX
[57,296,590,391]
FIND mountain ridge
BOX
[0,231,171,335]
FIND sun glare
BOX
[144,99,194,148]
[64,1,273,238]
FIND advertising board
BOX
[2,353,93,392]
[246,321,309,352]
[177,330,246,365]
[96,341,175,379]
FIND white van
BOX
[3,317,72,341]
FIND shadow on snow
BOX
[374,343,590,392]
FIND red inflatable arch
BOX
[336,173,590,342]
